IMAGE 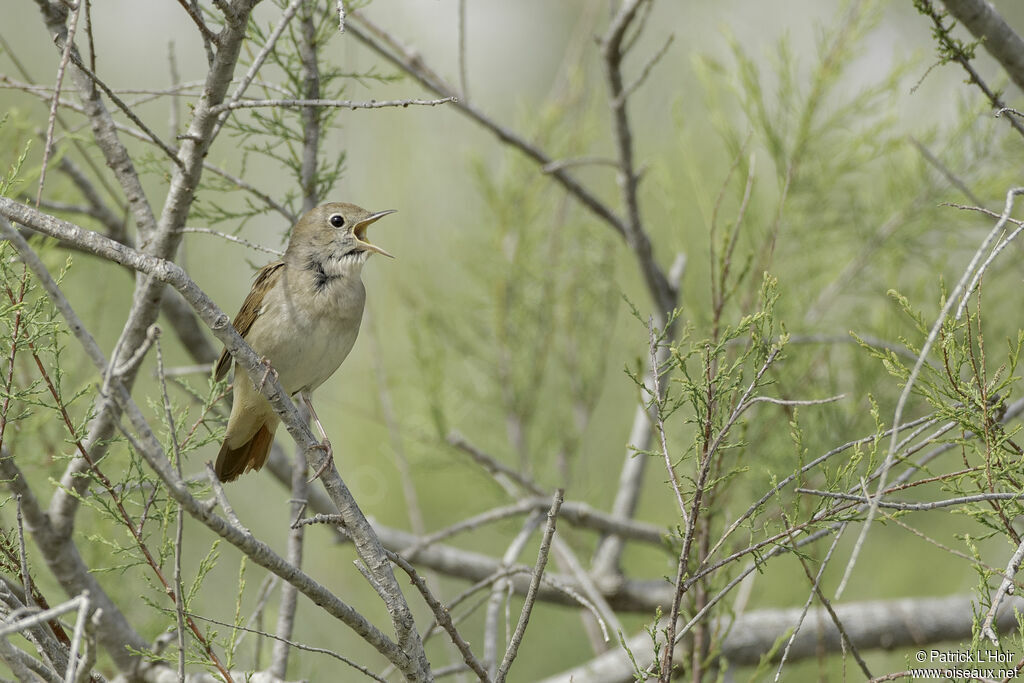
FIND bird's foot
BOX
[255,357,279,392]
[307,438,334,483]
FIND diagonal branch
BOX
[0,199,431,682]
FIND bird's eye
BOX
[329,214,345,228]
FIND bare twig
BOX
[110,323,159,377]
[388,551,491,682]
[457,0,469,101]
[15,497,34,611]
[63,592,90,683]
[0,593,90,639]
[208,96,455,114]
[839,186,1024,597]
[773,531,844,681]
[177,227,284,256]
[777,520,872,681]
[599,0,674,317]
[745,394,846,408]
[167,41,181,140]
[495,490,563,683]
[955,190,1024,320]
[796,488,1024,510]
[296,6,322,214]
[614,33,674,106]
[63,49,184,167]
[37,0,82,206]
[206,464,250,533]
[550,537,618,643]
[270,448,307,678]
[154,331,188,682]
[484,513,541,675]
[647,318,688,525]
[210,0,305,141]
[540,156,619,173]
[591,309,680,580]
[908,135,981,205]
[182,610,387,682]
[174,0,218,45]
[446,432,546,496]
[981,536,1024,645]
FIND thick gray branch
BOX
[541,594,1024,682]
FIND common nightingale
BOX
[214,202,394,482]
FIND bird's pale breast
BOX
[244,267,366,395]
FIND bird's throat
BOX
[304,252,365,294]
[307,257,336,293]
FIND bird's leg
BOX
[303,392,330,444]
[302,392,334,482]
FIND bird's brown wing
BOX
[214,261,285,381]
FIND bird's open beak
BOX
[354,209,396,258]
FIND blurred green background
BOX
[4,0,1024,680]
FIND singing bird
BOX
[214,202,394,482]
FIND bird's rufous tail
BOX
[215,423,275,482]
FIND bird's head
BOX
[286,202,395,277]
